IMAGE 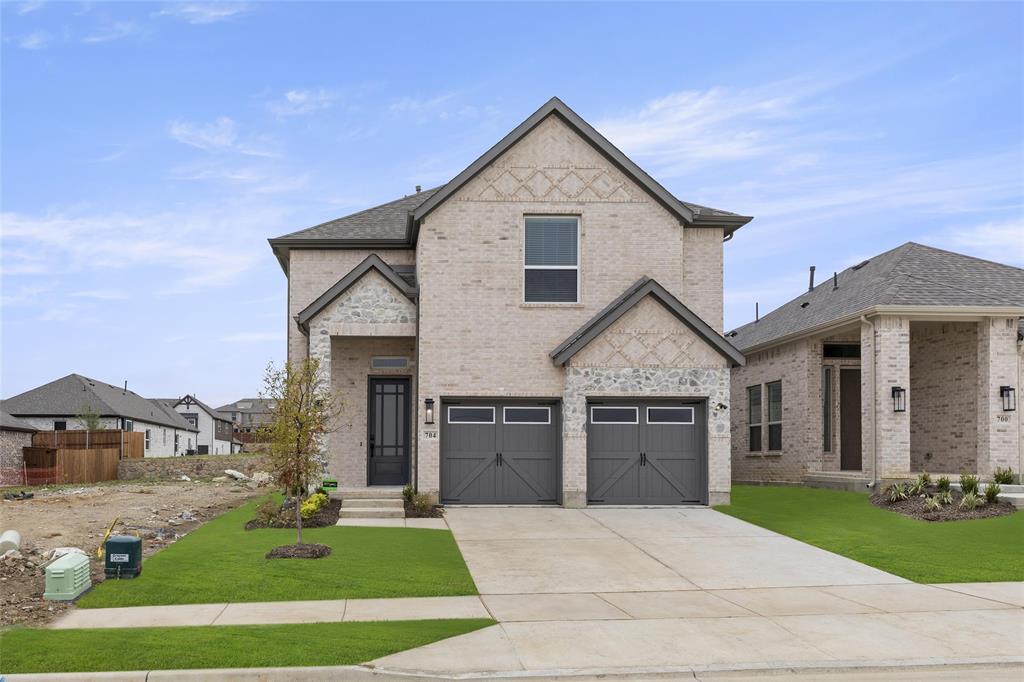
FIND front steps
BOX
[335,487,406,519]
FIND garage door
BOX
[441,400,559,504]
[587,401,706,505]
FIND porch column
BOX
[977,317,1020,477]
[307,324,334,476]
[862,315,911,480]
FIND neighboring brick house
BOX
[269,97,750,506]
[2,374,199,457]
[215,398,276,438]
[0,405,35,485]
[727,243,1024,490]
[157,395,240,455]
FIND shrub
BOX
[411,492,434,515]
[938,490,953,506]
[959,492,983,510]
[924,496,941,512]
[960,474,980,496]
[300,492,329,519]
[402,484,415,504]
[937,476,951,493]
[993,467,1015,485]
[984,482,1001,504]
[908,479,926,496]
[917,471,932,488]
[887,482,909,503]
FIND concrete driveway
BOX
[373,507,1024,677]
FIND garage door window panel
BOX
[448,406,495,424]
[524,216,579,303]
[503,407,551,424]
[647,407,695,424]
[590,406,638,424]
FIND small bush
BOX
[960,474,980,496]
[984,482,1001,504]
[917,471,932,488]
[993,467,1015,485]
[908,479,926,496]
[402,484,415,504]
[300,492,329,519]
[924,496,941,512]
[411,492,434,515]
[887,482,909,503]
[959,491,983,510]
[937,476,951,493]
[938,490,953,506]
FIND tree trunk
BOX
[295,490,303,545]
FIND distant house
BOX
[215,398,276,436]
[0,404,36,484]
[3,374,199,458]
[157,394,241,455]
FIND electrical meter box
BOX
[44,552,91,601]
[104,535,142,578]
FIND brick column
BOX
[862,315,911,479]
[977,317,1020,477]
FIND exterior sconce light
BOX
[424,398,435,425]
[1000,386,1016,412]
[891,386,906,412]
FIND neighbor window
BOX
[145,429,151,450]
[162,429,167,445]
[747,386,762,451]
[123,419,134,432]
[174,434,180,453]
[822,367,832,452]
[767,381,782,451]
[524,216,579,303]
[54,420,67,431]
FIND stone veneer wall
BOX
[118,453,267,480]
[0,430,33,485]
[909,321,978,473]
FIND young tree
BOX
[260,358,337,546]
[75,403,102,437]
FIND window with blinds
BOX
[524,216,579,303]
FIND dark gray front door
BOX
[441,401,559,504]
[587,401,706,505]
[368,377,410,486]
[840,369,862,471]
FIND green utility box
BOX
[44,552,91,601]
[105,535,142,578]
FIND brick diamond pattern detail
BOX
[469,164,640,203]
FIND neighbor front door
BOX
[367,377,410,486]
[840,368,862,471]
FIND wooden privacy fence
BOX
[31,430,144,459]
[21,446,120,485]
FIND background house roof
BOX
[215,398,276,414]
[728,242,1024,351]
[3,374,198,431]
[0,404,36,432]
[156,394,233,425]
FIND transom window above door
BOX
[524,216,579,303]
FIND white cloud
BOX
[169,116,237,151]
[268,89,336,117]
[388,94,480,123]
[157,3,251,25]
[82,21,140,44]
[16,0,45,15]
[926,219,1024,266]
[220,331,284,343]
[70,289,130,300]
[1,284,51,307]
[19,31,50,50]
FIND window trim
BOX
[523,215,581,304]
[767,380,783,452]
[646,406,695,425]
[503,406,551,425]
[590,406,639,425]
[447,406,495,424]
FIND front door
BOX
[840,368,862,471]
[368,377,410,486]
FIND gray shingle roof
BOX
[729,243,1024,351]
[0,403,36,432]
[3,374,198,431]
[273,188,441,242]
[215,398,275,415]
[156,395,233,425]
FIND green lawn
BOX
[78,497,477,608]
[715,485,1024,583]
[0,620,494,673]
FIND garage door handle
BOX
[496,452,502,466]
[640,452,646,466]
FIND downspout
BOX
[861,315,878,489]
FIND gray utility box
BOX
[104,535,142,578]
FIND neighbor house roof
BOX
[268,97,753,273]
[215,398,275,414]
[295,254,417,332]
[550,277,746,367]
[156,395,233,425]
[0,403,36,433]
[3,374,198,431]
[728,242,1024,352]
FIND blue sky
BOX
[2,1,1022,405]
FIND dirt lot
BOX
[1,480,263,627]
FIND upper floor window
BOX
[524,216,579,303]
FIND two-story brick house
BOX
[270,98,749,506]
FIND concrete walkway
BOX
[370,507,1024,675]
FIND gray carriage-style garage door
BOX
[587,401,707,505]
[441,400,560,504]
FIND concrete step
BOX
[1000,492,1024,509]
[332,487,404,500]
[339,507,405,519]
[341,498,404,509]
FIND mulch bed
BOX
[870,490,1017,522]
[404,500,444,518]
[245,499,342,530]
[265,543,332,560]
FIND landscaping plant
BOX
[959,473,980,496]
[908,478,926,496]
[402,484,415,504]
[984,482,1001,504]
[924,496,941,513]
[937,476,951,493]
[260,358,339,550]
[887,482,909,503]
[993,467,1015,485]
[301,492,329,519]
[959,492,983,511]
[938,490,953,506]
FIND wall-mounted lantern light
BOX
[891,386,906,412]
[1000,386,1016,412]
[424,398,435,425]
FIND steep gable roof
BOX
[728,242,1024,351]
[4,374,198,431]
[551,277,745,367]
[295,254,417,331]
